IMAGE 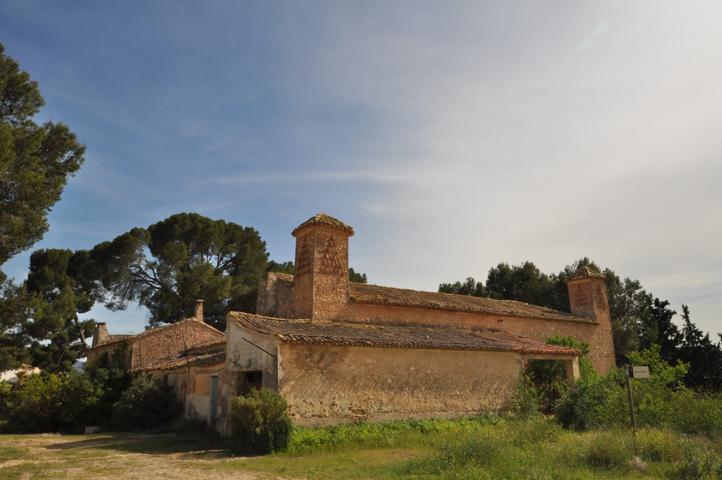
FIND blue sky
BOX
[1,1,720,336]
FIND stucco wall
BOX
[336,302,614,373]
[221,321,280,434]
[278,343,521,426]
[166,364,224,427]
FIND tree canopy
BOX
[0,43,85,266]
[88,213,270,331]
[0,43,86,371]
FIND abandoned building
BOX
[86,300,227,420]
[88,213,615,432]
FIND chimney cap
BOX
[292,213,354,236]
[568,265,605,282]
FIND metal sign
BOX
[629,366,650,379]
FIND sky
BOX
[0,1,720,337]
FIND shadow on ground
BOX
[46,432,232,459]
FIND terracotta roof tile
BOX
[271,274,592,323]
[569,266,606,280]
[88,317,225,351]
[131,350,225,373]
[292,213,354,236]
[229,312,579,356]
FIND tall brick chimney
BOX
[194,299,204,322]
[566,266,616,372]
[291,213,354,320]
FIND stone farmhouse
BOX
[87,213,615,433]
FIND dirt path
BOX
[0,433,275,480]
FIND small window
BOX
[236,370,263,396]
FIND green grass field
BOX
[0,417,720,479]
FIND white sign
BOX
[630,366,650,379]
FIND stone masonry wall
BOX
[256,272,294,318]
[278,343,521,426]
[130,320,224,370]
[292,225,350,320]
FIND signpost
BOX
[626,365,650,456]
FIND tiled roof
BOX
[103,334,133,345]
[350,283,591,323]
[229,312,579,356]
[270,274,591,323]
[569,266,606,280]
[292,213,354,236]
[88,317,224,351]
[131,350,225,373]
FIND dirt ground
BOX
[0,433,272,480]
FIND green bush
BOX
[111,374,182,431]
[0,371,102,433]
[637,429,684,463]
[670,441,722,480]
[554,371,627,430]
[581,431,631,470]
[509,375,542,419]
[230,388,292,454]
[83,348,132,428]
[556,346,722,438]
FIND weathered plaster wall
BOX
[336,303,614,373]
[278,343,521,426]
[221,322,280,433]
[166,364,224,427]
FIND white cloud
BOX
[277,1,722,334]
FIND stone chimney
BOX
[291,213,354,320]
[92,322,109,347]
[194,299,204,322]
[566,266,616,372]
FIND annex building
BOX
[87,213,615,432]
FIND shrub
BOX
[111,374,182,431]
[581,431,631,470]
[556,346,722,437]
[554,372,626,431]
[230,388,292,454]
[637,429,684,463]
[670,441,722,480]
[670,393,722,438]
[509,375,541,419]
[83,347,132,427]
[0,371,102,433]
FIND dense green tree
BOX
[267,260,368,284]
[267,260,294,275]
[439,277,485,296]
[89,213,269,330]
[22,249,96,372]
[0,277,32,370]
[678,305,722,391]
[485,261,557,307]
[349,267,367,284]
[0,44,85,265]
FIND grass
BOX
[0,417,720,479]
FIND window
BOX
[236,370,263,396]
